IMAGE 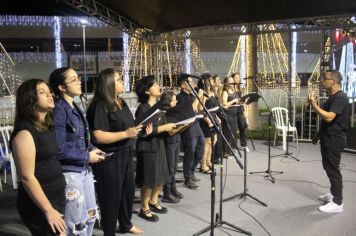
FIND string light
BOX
[184,32,191,74]
[53,16,62,68]
[0,15,108,28]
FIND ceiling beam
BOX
[62,0,150,39]
[148,14,356,41]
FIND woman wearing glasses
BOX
[221,76,240,155]
[49,67,105,235]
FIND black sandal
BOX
[149,202,168,214]
[138,208,159,222]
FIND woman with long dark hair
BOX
[49,67,104,235]
[221,76,240,154]
[11,79,66,235]
[86,68,143,235]
[135,75,175,222]
[231,73,248,148]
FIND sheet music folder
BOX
[240,92,261,105]
[175,114,204,126]
[134,103,166,126]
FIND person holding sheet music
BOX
[176,75,205,190]
[231,73,248,149]
[160,91,188,203]
[198,76,221,174]
[135,75,176,222]
[222,76,241,155]
[86,68,143,235]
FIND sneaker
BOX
[319,201,343,213]
[171,190,184,199]
[318,193,333,203]
[184,180,200,190]
[162,194,180,203]
[242,146,250,152]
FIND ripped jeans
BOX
[63,170,98,236]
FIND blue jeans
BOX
[63,170,98,236]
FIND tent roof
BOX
[2,0,356,33]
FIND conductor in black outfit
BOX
[309,70,349,213]
[176,75,205,190]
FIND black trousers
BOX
[163,141,180,195]
[182,134,204,181]
[321,145,343,205]
[237,111,248,147]
[92,147,135,235]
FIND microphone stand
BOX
[79,93,88,112]
[249,79,284,183]
[206,79,265,205]
[187,76,250,236]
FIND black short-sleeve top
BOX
[86,99,135,152]
[320,90,350,148]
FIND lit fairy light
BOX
[0,15,107,28]
[185,31,191,73]
[240,34,246,86]
[123,32,130,92]
[53,16,62,68]
[291,25,297,87]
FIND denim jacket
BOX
[53,98,93,172]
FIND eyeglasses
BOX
[64,77,81,85]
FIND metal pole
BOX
[81,21,87,98]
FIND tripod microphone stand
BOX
[222,147,267,206]
[249,92,284,183]
[222,92,268,203]
[184,74,250,236]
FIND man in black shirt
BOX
[309,70,349,213]
[176,75,205,189]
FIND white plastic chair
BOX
[0,125,17,189]
[271,107,299,151]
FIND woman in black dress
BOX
[198,77,221,173]
[135,75,176,222]
[86,68,143,235]
[11,79,66,236]
[221,76,240,154]
[231,73,248,148]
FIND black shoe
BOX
[184,180,200,189]
[171,190,184,199]
[162,194,180,203]
[192,174,201,182]
[149,202,168,214]
[138,208,159,222]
